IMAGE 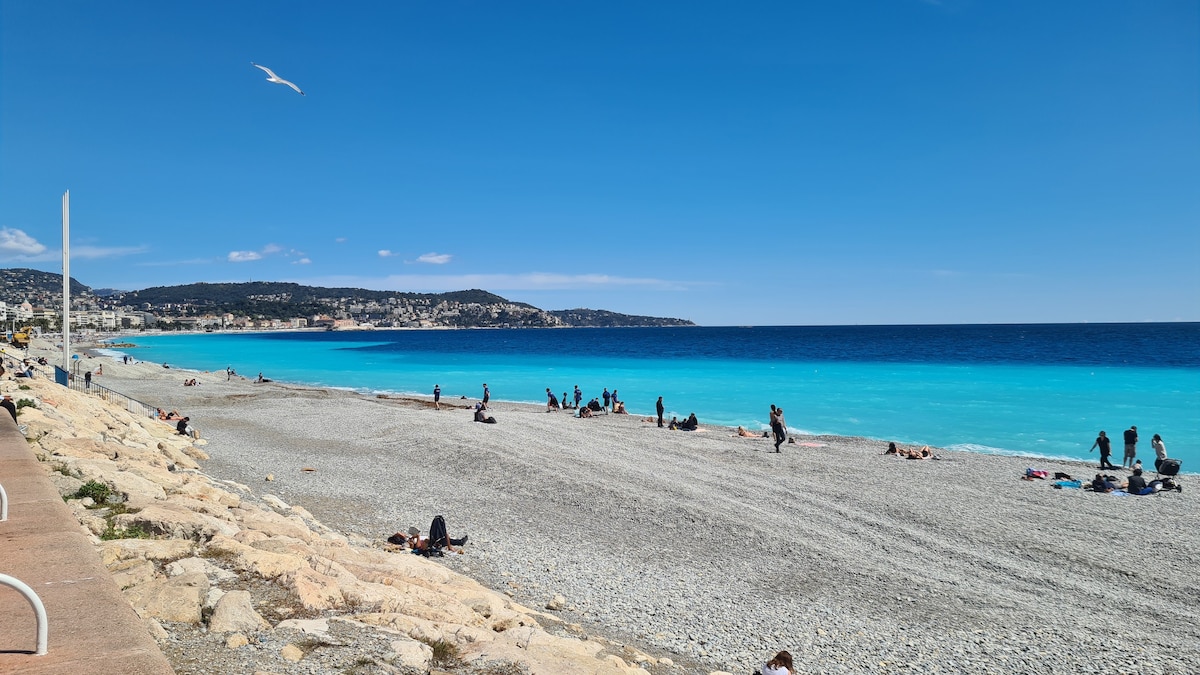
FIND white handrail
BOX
[0,573,49,655]
[0,481,7,521]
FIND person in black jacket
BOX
[1090,430,1116,470]
[1,394,17,423]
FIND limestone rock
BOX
[226,633,249,649]
[166,555,238,582]
[100,539,194,566]
[182,445,209,461]
[285,567,344,611]
[124,577,204,624]
[235,507,315,542]
[280,644,304,662]
[204,535,306,580]
[113,504,238,541]
[388,637,433,670]
[546,593,566,610]
[275,618,331,636]
[209,590,270,633]
[109,558,157,590]
[144,617,170,641]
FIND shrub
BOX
[15,398,36,414]
[99,523,151,541]
[73,480,113,504]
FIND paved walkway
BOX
[0,418,174,674]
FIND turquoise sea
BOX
[108,324,1200,469]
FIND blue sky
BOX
[1,1,1197,326]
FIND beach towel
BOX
[1052,480,1082,489]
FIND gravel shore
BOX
[83,352,1200,674]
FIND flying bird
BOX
[251,62,305,95]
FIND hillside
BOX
[0,269,694,328]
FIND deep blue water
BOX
[110,324,1200,468]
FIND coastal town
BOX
[0,268,692,332]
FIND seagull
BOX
[251,62,305,95]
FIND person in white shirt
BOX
[760,650,794,675]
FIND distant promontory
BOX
[0,269,694,330]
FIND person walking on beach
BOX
[433,384,441,410]
[611,389,619,410]
[1090,430,1116,470]
[481,383,490,410]
[1152,433,1167,471]
[573,385,582,409]
[1123,425,1139,468]
[545,388,560,411]
[602,388,611,412]
[656,396,665,428]
[769,404,787,452]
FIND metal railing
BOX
[0,481,7,521]
[0,573,49,655]
[54,367,158,420]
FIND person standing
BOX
[1123,425,1139,469]
[1090,430,1116,470]
[573,385,582,409]
[769,404,786,452]
[602,388,611,412]
[656,396,665,428]
[481,383,490,410]
[84,370,92,389]
[433,384,441,410]
[1152,434,1167,471]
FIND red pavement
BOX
[0,418,175,674]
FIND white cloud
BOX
[335,237,347,243]
[262,243,283,254]
[0,228,48,256]
[416,252,452,265]
[71,244,150,259]
[228,251,263,262]
[293,258,312,265]
[292,272,696,292]
[378,250,396,257]
[137,258,216,267]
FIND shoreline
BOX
[52,339,1200,673]
[87,340,1185,473]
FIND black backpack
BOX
[423,515,449,556]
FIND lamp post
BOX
[62,190,70,372]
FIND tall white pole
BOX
[62,190,70,372]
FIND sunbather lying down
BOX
[387,516,468,555]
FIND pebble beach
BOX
[66,346,1200,674]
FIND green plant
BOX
[15,398,36,415]
[18,384,31,390]
[73,480,113,504]
[99,523,151,541]
[51,462,76,477]
[416,637,461,667]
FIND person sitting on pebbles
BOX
[473,403,497,424]
[760,650,794,675]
